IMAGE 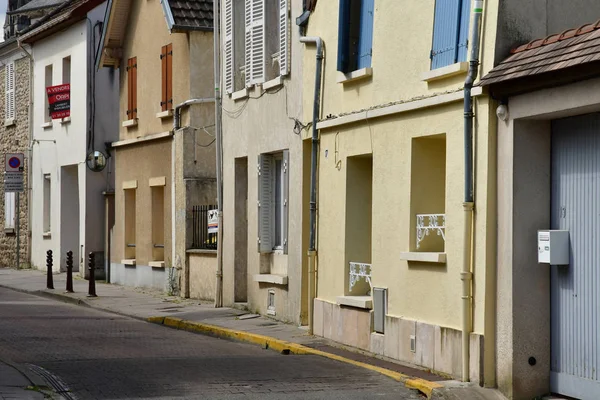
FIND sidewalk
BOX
[0,267,506,400]
[0,358,58,400]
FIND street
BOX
[0,287,423,399]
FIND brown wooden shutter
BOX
[127,58,132,117]
[161,45,167,111]
[166,44,172,110]
[131,57,137,119]
[161,44,173,111]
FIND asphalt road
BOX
[0,287,423,400]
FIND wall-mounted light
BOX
[496,103,509,122]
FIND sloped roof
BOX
[480,20,600,88]
[166,0,212,31]
[9,0,66,15]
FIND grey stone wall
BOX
[0,56,30,268]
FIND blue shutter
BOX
[337,0,351,72]
[431,0,461,69]
[457,0,470,62]
[357,0,374,69]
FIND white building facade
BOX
[24,0,118,274]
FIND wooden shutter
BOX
[5,62,15,121]
[357,0,374,69]
[161,45,173,111]
[457,0,470,63]
[224,0,234,93]
[337,0,350,72]
[430,0,461,69]
[258,153,273,253]
[4,192,15,230]
[127,57,138,119]
[279,0,289,76]
[245,0,252,86]
[282,150,289,254]
[250,0,265,84]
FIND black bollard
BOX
[46,250,54,289]
[87,252,97,297]
[65,251,74,293]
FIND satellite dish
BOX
[86,150,107,172]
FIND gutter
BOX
[462,0,484,383]
[299,36,323,335]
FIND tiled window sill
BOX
[156,110,173,119]
[337,67,373,84]
[122,119,138,128]
[421,62,468,82]
[336,295,372,309]
[400,252,446,263]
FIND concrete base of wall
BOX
[110,262,169,291]
[188,250,217,301]
[313,298,484,383]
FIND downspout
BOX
[213,0,224,308]
[299,36,323,335]
[462,0,484,383]
[19,41,34,270]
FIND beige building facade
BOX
[99,0,216,292]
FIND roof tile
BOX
[169,0,213,30]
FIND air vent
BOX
[267,290,276,316]
[410,335,416,353]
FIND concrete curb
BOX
[148,316,444,398]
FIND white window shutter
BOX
[279,0,289,76]
[4,192,15,230]
[258,154,273,252]
[250,0,265,84]
[245,0,253,86]
[5,62,15,121]
[224,0,234,94]
[282,150,289,254]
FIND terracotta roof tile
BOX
[480,19,600,87]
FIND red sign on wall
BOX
[46,84,70,119]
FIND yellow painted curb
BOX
[148,316,442,398]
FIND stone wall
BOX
[0,56,30,268]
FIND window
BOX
[257,150,289,253]
[5,62,15,122]
[124,188,136,259]
[224,0,289,93]
[4,192,15,230]
[267,289,275,315]
[62,56,71,84]
[44,64,52,123]
[337,0,374,74]
[43,174,51,233]
[151,185,165,261]
[160,44,172,112]
[126,57,137,119]
[430,0,470,69]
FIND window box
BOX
[422,62,468,82]
[337,67,373,84]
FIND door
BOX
[551,113,600,399]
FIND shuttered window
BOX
[224,0,234,93]
[279,0,289,76]
[5,62,15,122]
[430,0,470,69]
[126,57,137,119]
[161,44,173,111]
[257,150,289,254]
[4,192,15,230]
[244,0,265,85]
[337,0,374,73]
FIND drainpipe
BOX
[19,41,34,270]
[462,0,484,383]
[300,36,323,335]
[212,0,224,308]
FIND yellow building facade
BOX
[304,0,499,385]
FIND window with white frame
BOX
[224,0,289,94]
[4,192,15,231]
[43,174,51,234]
[257,150,289,254]
[5,62,15,123]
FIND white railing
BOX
[416,214,446,249]
[349,262,372,292]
